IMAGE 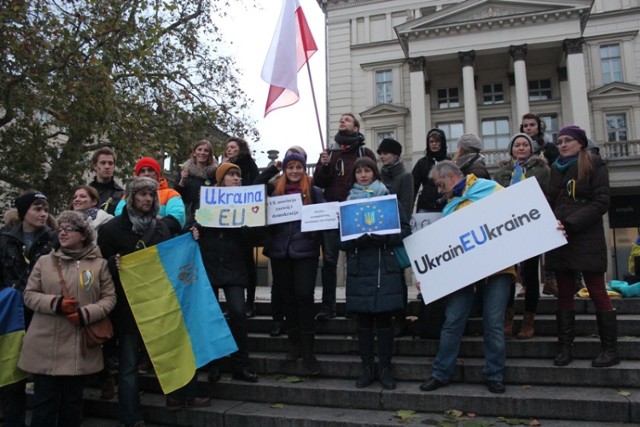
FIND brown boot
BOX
[504,306,514,336]
[542,276,558,296]
[101,375,116,400]
[516,311,535,340]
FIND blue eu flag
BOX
[339,195,400,241]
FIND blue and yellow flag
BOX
[120,233,237,394]
[0,287,27,388]
[339,195,401,241]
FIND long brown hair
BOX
[273,160,313,205]
[577,148,596,184]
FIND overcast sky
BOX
[215,0,327,167]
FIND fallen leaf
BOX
[444,409,464,420]
[529,419,541,426]
[521,384,532,389]
[618,390,631,397]
[277,375,303,383]
[271,403,285,409]
[395,409,420,421]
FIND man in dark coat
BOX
[313,113,376,320]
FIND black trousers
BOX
[30,374,86,427]
[271,257,318,334]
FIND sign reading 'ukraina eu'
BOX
[196,184,266,228]
[339,195,400,241]
[403,178,567,304]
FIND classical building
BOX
[318,0,640,279]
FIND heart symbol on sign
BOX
[251,206,259,213]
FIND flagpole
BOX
[304,60,325,151]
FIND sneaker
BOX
[486,380,506,394]
[315,306,336,320]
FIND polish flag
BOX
[261,0,318,117]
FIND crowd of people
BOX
[0,112,619,426]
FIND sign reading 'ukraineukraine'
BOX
[403,178,567,305]
[196,184,266,228]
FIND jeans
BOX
[0,380,26,427]
[320,229,340,309]
[118,333,144,424]
[30,374,85,427]
[271,257,318,334]
[431,274,512,383]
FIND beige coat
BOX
[18,245,116,376]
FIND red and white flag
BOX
[261,0,318,117]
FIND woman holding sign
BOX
[342,157,411,390]
[198,163,259,383]
[546,125,618,368]
[494,133,549,339]
[261,152,325,374]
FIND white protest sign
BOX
[301,202,340,232]
[266,194,303,225]
[403,178,567,304]
[196,184,266,228]
[410,212,442,233]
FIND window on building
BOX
[375,70,393,104]
[528,79,552,101]
[437,87,460,109]
[600,44,622,84]
[482,83,504,105]
[377,131,396,143]
[606,113,628,142]
[481,118,510,150]
[540,114,559,143]
[434,122,464,152]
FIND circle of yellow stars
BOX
[354,203,384,232]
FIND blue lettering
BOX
[219,208,231,226]
[471,227,488,245]
[232,208,245,226]
[459,232,475,251]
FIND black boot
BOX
[592,311,620,367]
[301,332,320,374]
[554,311,575,366]
[376,328,396,390]
[286,328,301,361]
[356,328,375,388]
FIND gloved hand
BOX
[65,312,81,326]
[60,297,79,314]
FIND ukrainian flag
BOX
[0,287,27,388]
[120,233,237,394]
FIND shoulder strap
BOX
[55,258,71,297]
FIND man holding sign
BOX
[419,161,515,395]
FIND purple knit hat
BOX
[558,125,588,148]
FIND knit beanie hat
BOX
[282,153,307,169]
[215,162,241,184]
[56,210,95,246]
[286,145,307,161]
[558,125,588,148]
[377,138,402,156]
[15,192,48,220]
[508,133,536,157]
[125,177,159,216]
[135,157,161,177]
[458,133,483,153]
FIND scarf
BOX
[347,179,389,200]
[85,207,99,220]
[510,162,525,186]
[553,156,578,172]
[184,158,217,179]
[381,159,404,179]
[284,182,301,195]
[442,175,500,217]
[59,244,95,260]
[334,131,365,149]
[126,206,156,235]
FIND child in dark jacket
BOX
[341,157,411,390]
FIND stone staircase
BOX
[78,293,640,426]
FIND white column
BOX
[409,57,427,165]
[564,38,591,135]
[510,45,530,123]
[459,51,478,135]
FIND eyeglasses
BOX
[556,137,576,146]
[59,226,80,234]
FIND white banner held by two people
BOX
[403,178,567,305]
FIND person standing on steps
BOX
[313,113,376,320]
[412,128,450,214]
[493,133,550,340]
[545,125,619,368]
[259,152,325,374]
[419,161,514,394]
[89,147,125,216]
[342,157,410,390]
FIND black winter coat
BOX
[0,225,55,293]
[341,212,411,314]
[89,178,125,216]
[232,155,259,188]
[97,210,172,334]
[199,227,255,288]
[545,155,609,273]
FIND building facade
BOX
[318,0,640,279]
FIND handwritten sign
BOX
[196,184,266,228]
[301,202,340,232]
[339,195,400,241]
[403,178,566,304]
[266,194,303,225]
